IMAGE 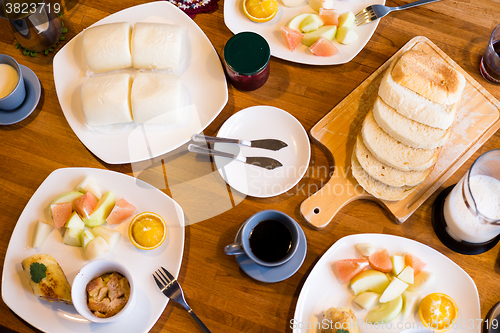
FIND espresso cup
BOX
[0,54,26,110]
[225,210,300,267]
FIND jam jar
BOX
[223,32,271,91]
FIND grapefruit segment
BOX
[106,198,137,225]
[405,253,427,275]
[369,249,393,273]
[309,36,338,57]
[74,192,98,219]
[319,8,339,26]
[51,202,73,229]
[281,26,304,51]
[334,258,369,283]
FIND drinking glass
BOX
[0,0,62,52]
[480,24,500,84]
[443,150,500,243]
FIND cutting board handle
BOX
[300,168,370,230]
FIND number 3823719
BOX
[5,1,60,15]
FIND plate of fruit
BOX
[224,0,384,65]
[1,168,185,333]
[293,234,480,332]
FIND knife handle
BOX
[192,134,241,145]
[188,144,244,162]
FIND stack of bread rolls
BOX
[351,50,466,201]
[80,22,184,126]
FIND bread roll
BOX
[82,22,132,73]
[378,56,460,130]
[131,72,183,124]
[81,73,133,126]
[21,254,72,304]
[361,111,438,172]
[355,134,431,187]
[372,97,451,149]
[352,151,416,201]
[131,22,183,70]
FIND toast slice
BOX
[378,51,465,130]
[361,110,438,172]
[351,150,416,201]
[355,133,431,187]
[373,97,451,149]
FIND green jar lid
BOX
[224,32,270,76]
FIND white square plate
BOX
[293,234,480,333]
[54,2,228,164]
[1,168,185,333]
[224,0,384,65]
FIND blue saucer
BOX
[234,222,307,283]
[0,65,41,125]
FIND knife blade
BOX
[192,134,288,151]
[188,144,283,170]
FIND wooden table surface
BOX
[1,0,500,332]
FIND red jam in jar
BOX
[223,32,271,91]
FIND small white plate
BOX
[53,2,228,164]
[214,106,310,198]
[224,0,384,66]
[293,234,481,333]
[1,168,185,333]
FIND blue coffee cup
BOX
[225,210,300,267]
[0,54,26,110]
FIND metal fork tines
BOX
[355,0,442,26]
[153,267,212,333]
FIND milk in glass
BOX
[443,174,500,243]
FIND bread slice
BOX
[355,134,430,187]
[391,50,465,105]
[378,55,461,130]
[351,150,416,201]
[361,110,438,171]
[373,97,451,149]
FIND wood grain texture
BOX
[0,0,500,332]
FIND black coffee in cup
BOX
[249,219,292,263]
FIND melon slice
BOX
[106,198,137,225]
[334,258,369,283]
[319,8,339,26]
[51,202,73,229]
[309,36,338,57]
[74,192,98,219]
[369,249,393,273]
[281,26,304,52]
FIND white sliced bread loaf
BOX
[355,134,431,187]
[372,97,451,149]
[361,110,438,171]
[82,22,132,73]
[81,73,133,126]
[351,150,416,201]
[131,22,183,70]
[378,50,465,130]
[131,72,183,124]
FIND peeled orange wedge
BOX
[243,0,279,23]
[418,293,458,332]
[128,212,167,250]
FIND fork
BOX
[355,0,442,26]
[153,267,212,333]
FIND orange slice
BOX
[418,293,458,332]
[243,0,279,23]
[128,212,167,250]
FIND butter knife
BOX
[192,134,288,151]
[188,144,283,170]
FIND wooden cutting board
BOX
[300,36,500,230]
